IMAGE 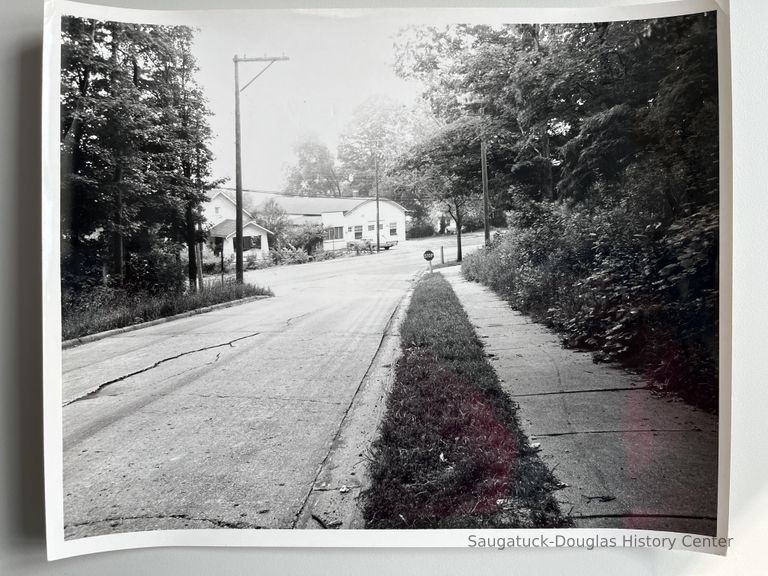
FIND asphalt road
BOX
[62,232,483,539]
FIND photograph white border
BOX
[42,0,732,560]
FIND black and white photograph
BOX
[45,0,725,556]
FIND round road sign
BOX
[423,250,434,261]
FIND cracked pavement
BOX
[62,234,484,539]
[441,266,719,536]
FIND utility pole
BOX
[233,54,289,283]
[481,137,491,246]
[374,153,380,253]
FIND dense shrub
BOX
[462,201,718,411]
[245,254,272,270]
[285,223,325,255]
[271,247,311,265]
[407,220,437,239]
[460,212,485,232]
[124,247,187,295]
[314,249,341,261]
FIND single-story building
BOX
[254,194,408,251]
[207,219,271,261]
[203,189,408,253]
[319,198,407,251]
[203,190,271,261]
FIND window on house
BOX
[390,222,397,235]
[253,235,262,250]
[324,227,344,240]
[348,226,353,232]
[238,236,254,251]
[214,207,220,216]
[378,223,383,230]
[354,225,363,239]
[368,224,375,231]
[213,237,224,256]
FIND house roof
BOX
[210,188,409,217]
[266,195,374,215]
[208,189,256,220]
[254,192,407,216]
[208,219,272,239]
[342,198,408,216]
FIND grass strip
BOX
[362,273,570,529]
[62,282,273,340]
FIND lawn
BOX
[362,273,570,529]
[62,282,273,341]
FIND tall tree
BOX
[395,117,484,261]
[393,14,717,215]
[284,140,342,196]
[337,96,437,199]
[253,198,290,248]
[60,17,219,294]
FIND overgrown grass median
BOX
[362,273,569,529]
[62,282,273,341]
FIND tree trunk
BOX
[108,28,124,287]
[196,242,204,291]
[542,129,554,200]
[112,168,125,286]
[185,203,198,292]
[455,204,463,262]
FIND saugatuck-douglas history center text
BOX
[467,534,733,551]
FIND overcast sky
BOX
[191,11,426,191]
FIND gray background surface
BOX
[1,0,764,574]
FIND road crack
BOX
[286,312,312,326]
[63,332,261,407]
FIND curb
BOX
[62,294,272,350]
[293,271,421,529]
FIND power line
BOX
[233,54,289,283]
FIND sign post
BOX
[423,249,434,274]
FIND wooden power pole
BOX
[374,153,380,253]
[481,137,491,246]
[233,54,288,283]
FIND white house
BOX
[203,190,271,261]
[255,194,408,251]
[320,199,407,251]
[203,189,408,254]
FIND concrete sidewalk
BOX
[441,267,719,536]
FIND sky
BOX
[191,11,427,191]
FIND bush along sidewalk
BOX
[461,203,718,412]
[62,282,273,341]
[362,273,570,529]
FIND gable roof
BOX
[210,188,408,217]
[208,189,255,220]
[341,198,408,216]
[265,195,372,215]
[208,219,272,238]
